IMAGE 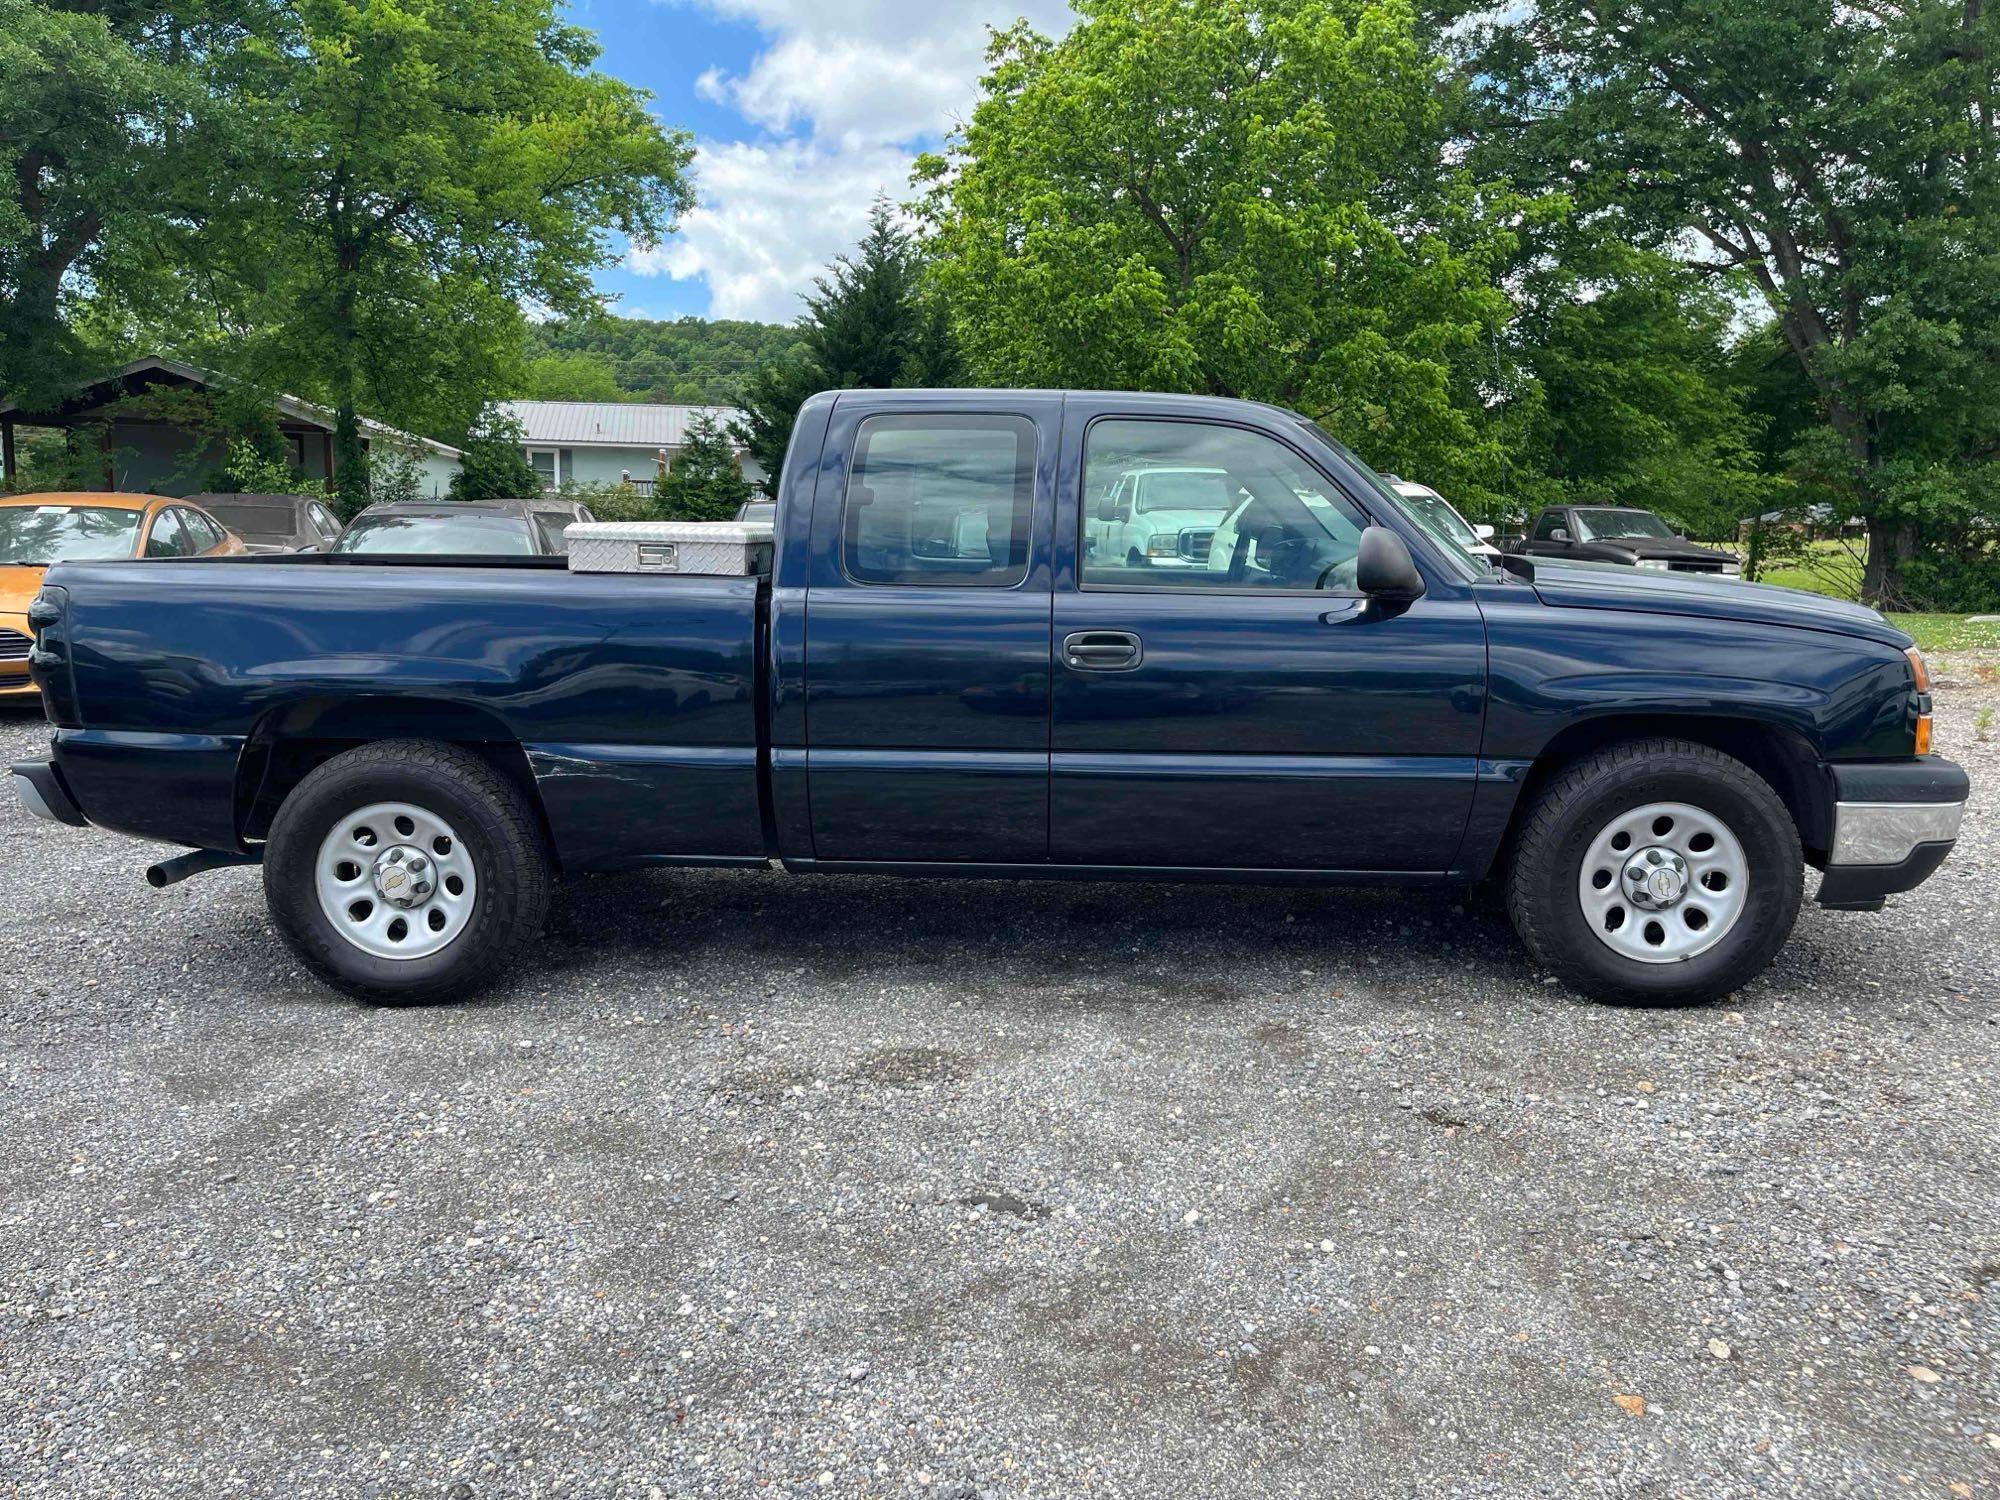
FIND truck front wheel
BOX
[263,740,552,1003]
[1505,738,1802,1005]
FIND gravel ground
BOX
[2,676,1997,1499]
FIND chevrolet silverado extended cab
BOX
[11,390,1968,1006]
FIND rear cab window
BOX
[840,414,1037,587]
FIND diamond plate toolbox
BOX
[566,521,774,577]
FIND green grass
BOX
[1888,613,2000,653]
[1738,539,1998,652]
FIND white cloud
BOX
[629,139,917,320]
[638,0,1074,319]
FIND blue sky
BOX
[570,0,1074,326]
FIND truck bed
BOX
[38,556,770,869]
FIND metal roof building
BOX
[496,400,759,494]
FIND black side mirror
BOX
[1095,498,1122,522]
[1357,525,1425,604]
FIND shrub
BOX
[1898,551,2000,614]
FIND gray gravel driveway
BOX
[2,682,1997,1498]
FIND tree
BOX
[0,0,252,403]
[1511,243,1776,536]
[1462,0,2000,604]
[915,0,1543,511]
[523,315,802,404]
[206,0,695,512]
[448,407,540,504]
[731,200,963,492]
[656,413,753,521]
[524,349,629,403]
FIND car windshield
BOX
[333,513,535,555]
[1296,422,1485,581]
[1397,488,1481,550]
[1576,509,1675,541]
[1135,469,1234,513]
[0,505,143,565]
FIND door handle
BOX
[1063,630,1143,671]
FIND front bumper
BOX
[1817,757,1969,909]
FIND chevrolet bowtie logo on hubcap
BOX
[372,846,434,908]
[1625,847,1689,910]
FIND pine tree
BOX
[731,198,961,491]
[448,407,541,506]
[657,413,753,521]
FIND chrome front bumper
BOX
[1830,800,1965,866]
[1817,757,1969,909]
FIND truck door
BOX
[801,395,1058,863]
[1048,407,1486,871]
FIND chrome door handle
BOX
[1063,630,1142,671]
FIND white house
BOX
[498,400,763,496]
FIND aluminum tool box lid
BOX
[566,520,774,577]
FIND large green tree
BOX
[1510,242,1775,536]
[1463,0,2000,604]
[916,0,1543,511]
[731,200,963,487]
[0,0,262,403]
[202,0,695,510]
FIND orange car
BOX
[1,492,245,701]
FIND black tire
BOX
[263,740,552,1003]
[1505,738,1802,1005]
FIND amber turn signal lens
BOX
[1905,647,1931,694]
[1915,715,1933,756]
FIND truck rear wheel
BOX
[1505,738,1802,1005]
[263,740,552,1003]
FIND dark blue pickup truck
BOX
[11,390,1968,1005]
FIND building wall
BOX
[108,421,222,496]
[103,419,458,498]
[526,443,767,493]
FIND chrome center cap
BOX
[371,845,435,909]
[1623,847,1689,910]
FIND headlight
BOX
[1719,562,1742,577]
[1145,537,1180,557]
[1633,559,1671,571]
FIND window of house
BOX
[527,449,559,491]
[284,432,308,470]
[1081,419,1367,592]
[840,415,1036,586]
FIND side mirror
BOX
[1473,523,1495,541]
[1095,498,1122,523]
[1356,526,1424,604]
[1550,527,1571,543]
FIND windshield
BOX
[0,505,143,565]
[333,513,535,555]
[1396,488,1481,550]
[1135,469,1234,514]
[1575,509,1674,541]
[1297,422,1484,581]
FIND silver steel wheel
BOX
[1577,800,1748,965]
[314,800,478,960]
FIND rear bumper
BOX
[9,759,86,827]
[1817,757,1968,909]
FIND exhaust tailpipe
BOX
[146,849,260,888]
